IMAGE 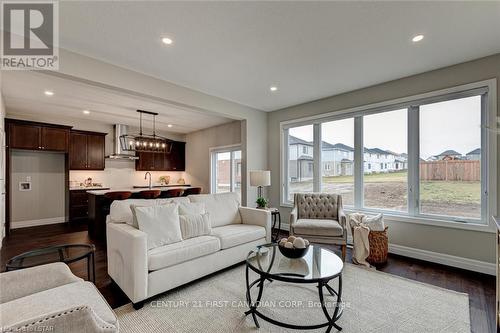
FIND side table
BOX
[269,207,281,242]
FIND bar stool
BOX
[165,188,184,198]
[139,190,161,199]
[104,191,132,201]
[182,187,202,196]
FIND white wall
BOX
[10,151,66,228]
[268,54,500,268]
[45,49,267,206]
[185,121,241,193]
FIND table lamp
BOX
[250,170,271,198]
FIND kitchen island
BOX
[87,185,194,240]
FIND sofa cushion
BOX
[109,197,190,225]
[188,193,241,227]
[148,235,220,271]
[179,213,211,239]
[178,202,206,215]
[210,224,266,249]
[294,218,344,237]
[0,281,117,329]
[133,204,183,250]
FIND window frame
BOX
[280,80,497,231]
[210,144,242,194]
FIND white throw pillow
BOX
[133,203,183,250]
[178,202,206,215]
[179,213,211,239]
[363,213,385,231]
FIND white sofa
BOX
[106,192,271,309]
[0,263,118,333]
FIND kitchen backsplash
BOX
[69,159,188,188]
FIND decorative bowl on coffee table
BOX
[278,244,310,258]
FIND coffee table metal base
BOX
[245,264,343,332]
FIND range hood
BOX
[106,124,139,160]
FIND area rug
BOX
[115,263,470,332]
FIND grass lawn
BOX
[317,170,480,205]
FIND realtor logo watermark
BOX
[1,1,59,70]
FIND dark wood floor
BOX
[0,223,496,333]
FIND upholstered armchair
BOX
[290,193,347,261]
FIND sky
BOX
[289,95,481,159]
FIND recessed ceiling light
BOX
[412,34,424,43]
[161,37,173,45]
[167,124,173,128]
[44,90,54,96]
[270,86,278,92]
[83,110,90,115]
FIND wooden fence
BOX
[419,160,480,181]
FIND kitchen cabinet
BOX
[135,141,185,171]
[6,119,70,152]
[69,130,106,170]
[69,190,90,221]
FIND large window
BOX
[363,109,407,212]
[282,84,493,225]
[419,96,482,220]
[211,146,241,198]
[321,118,354,206]
[287,125,314,201]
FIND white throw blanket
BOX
[349,213,371,267]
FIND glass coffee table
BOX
[245,243,344,332]
[6,244,96,282]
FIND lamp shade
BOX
[250,170,271,187]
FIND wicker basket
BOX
[366,227,389,265]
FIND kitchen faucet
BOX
[144,172,152,189]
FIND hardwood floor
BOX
[0,223,495,332]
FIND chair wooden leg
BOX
[341,244,346,262]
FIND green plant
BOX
[256,197,269,208]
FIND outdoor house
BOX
[288,135,408,181]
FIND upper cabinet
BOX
[6,119,70,152]
[135,141,185,171]
[69,130,106,170]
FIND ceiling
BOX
[2,71,235,133]
[57,1,500,111]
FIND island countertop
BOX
[87,185,193,196]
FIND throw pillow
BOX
[363,213,385,231]
[133,203,183,249]
[178,202,206,216]
[179,213,211,239]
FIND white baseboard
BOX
[388,243,495,275]
[278,224,495,275]
[11,216,67,229]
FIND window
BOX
[286,125,314,201]
[282,83,493,225]
[364,109,408,212]
[419,96,482,220]
[321,118,354,206]
[211,146,241,198]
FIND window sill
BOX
[280,202,495,233]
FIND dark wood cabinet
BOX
[69,190,90,221]
[166,142,185,171]
[135,141,185,171]
[69,130,106,170]
[41,127,69,151]
[6,119,70,152]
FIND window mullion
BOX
[313,123,321,192]
[354,116,363,208]
[408,106,420,216]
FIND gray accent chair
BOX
[0,262,118,333]
[290,193,347,261]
